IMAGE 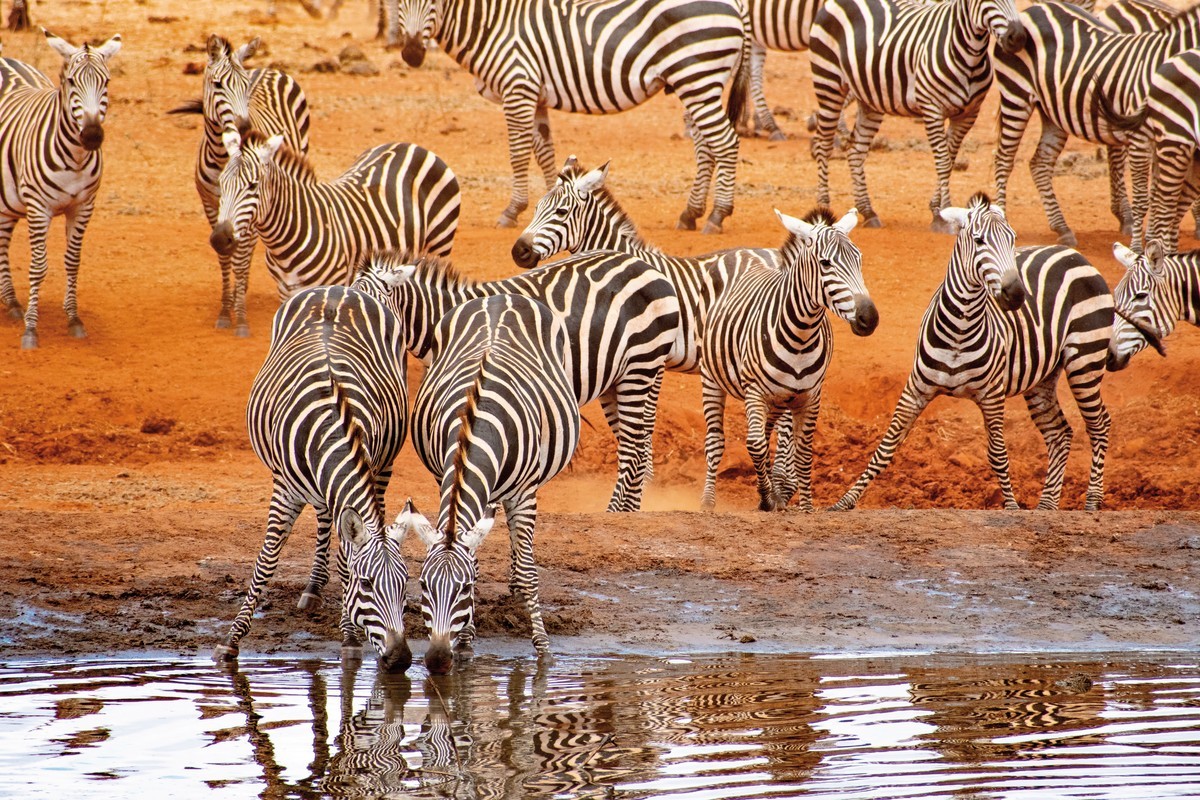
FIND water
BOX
[2,652,1199,799]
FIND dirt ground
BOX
[0,0,1197,662]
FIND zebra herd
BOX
[2,0,1200,673]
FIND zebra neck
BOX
[1165,6,1200,52]
[406,281,477,362]
[256,170,327,248]
[435,0,514,65]
[1171,256,1200,326]
[49,92,93,168]
[934,279,998,341]
[778,260,826,340]
[946,0,991,58]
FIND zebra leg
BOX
[978,394,1020,510]
[847,107,885,228]
[532,104,558,189]
[676,109,716,231]
[20,208,53,350]
[336,533,364,662]
[1129,136,1154,251]
[679,86,740,233]
[923,112,956,233]
[1065,351,1111,512]
[215,487,305,661]
[811,76,849,207]
[1150,142,1192,253]
[299,509,334,610]
[1022,374,1072,511]
[639,370,664,486]
[0,216,20,320]
[748,43,784,141]
[993,93,1034,212]
[771,410,798,507]
[788,390,822,513]
[700,374,728,511]
[62,202,95,339]
[927,108,981,232]
[230,236,255,337]
[1027,117,1075,246]
[599,381,654,513]
[744,388,785,512]
[497,89,540,228]
[1106,145,1134,236]
[831,384,931,511]
[504,492,551,657]
[201,196,234,330]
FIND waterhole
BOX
[2,651,1198,798]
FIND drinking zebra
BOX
[406,295,581,673]
[992,2,1200,246]
[387,0,750,233]
[0,29,121,349]
[215,283,414,671]
[169,35,310,337]
[831,193,1113,511]
[700,207,878,511]
[809,0,1025,230]
[1107,239,1193,372]
[210,129,459,330]
[352,249,678,513]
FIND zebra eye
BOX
[974,236,984,245]
[212,79,223,88]
[819,258,832,268]
[554,206,569,217]
[247,180,258,190]
[359,577,374,591]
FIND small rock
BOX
[342,60,380,77]
[1054,674,1093,693]
[338,43,367,63]
[738,634,756,644]
[307,59,339,73]
[140,416,176,435]
[1179,536,1200,550]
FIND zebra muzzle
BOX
[424,635,455,675]
[999,275,1026,312]
[80,122,105,151]
[997,21,1027,55]
[1105,343,1131,372]
[379,630,412,673]
[511,236,540,269]
[852,296,879,337]
[210,222,236,256]
[400,38,426,68]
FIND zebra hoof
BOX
[297,591,322,610]
[701,219,723,235]
[862,214,883,229]
[1003,501,1021,510]
[1119,219,1133,236]
[676,210,699,231]
[214,315,232,330]
[212,643,239,662]
[67,320,86,339]
[1055,229,1078,247]
[234,324,251,338]
[5,304,21,321]
[768,129,787,142]
[341,644,364,665]
[828,499,854,512]
[20,331,38,350]
[495,212,519,228]
[929,215,956,235]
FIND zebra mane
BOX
[445,373,483,544]
[560,160,652,251]
[967,191,992,208]
[802,207,837,226]
[1168,1,1200,28]
[237,129,317,182]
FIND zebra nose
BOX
[512,236,540,269]
[379,631,412,673]
[852,295,879,336]
[210,222,236,256]
[401,37,426,68]
[424,639,454,675]
[999,21,1026,54]
[234,116,252,138]
[1105,344,1129,372]
[80,122,104,151]
[999,275,1026,311]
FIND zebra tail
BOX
[326,369,376,513]
[725,28,752,127]
[444,369,483,542]
[167,99,204,116]
[1093,90,1148,133]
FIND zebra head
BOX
[341,505,412,672]
[44,29,122,152]
[972,0,1026,54]
[939,193,1025,312]
[412,505,496,675]
[1107,240,1171,371]
[776,207,879,337]
[512,156,611,268]
[394,0,436,68]
[211,129,285,258]
[203,35,259,139]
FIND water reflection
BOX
[1,653,1199,799]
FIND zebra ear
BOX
[939,206,970,234]
[222,127,242,158]
[774,209,815,242]
[261,134,285,164]
[94,35,122,61]
[340,509,371,549]
[458,515,495,554]
[575,162,609,195]
[235,37,260,65]
[43,29,81,60]
[1144,239,1167,275]
[1112,242,1139,270]
[390,498,431,545]
[207,35,226,62]
[834,207,859,235]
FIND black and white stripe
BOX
[832,194,1113,511]
[0,29,121,349]
[993,2,1200,246]
[700,207,878,511]
[388,0,750,233]
[210,129,459,328]
[352,249,679,513]
[809,0,1025,229]
[1107,239,1196,371]
[215,284,414,671]
[406,295,581,673]
[170,35,310,336]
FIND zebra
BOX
[169,35,310,337]
[809,0,1026,231]
[7,0,29,31]
[387,0,751,234]
[0,29,121,349]
[831,193,1113,512]
[405,295,581,673]
[740,0,825,141]
[351,249,679,513]
[700,206,878,511]
[210,128,460,323]
[992,2,1200,247]
[214,283,415,671]
[1107,239,1191,372]
[1099,0,1177,35]
[324,668,420,794]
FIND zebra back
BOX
[1100,0,1177,34]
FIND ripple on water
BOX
[0,652,1198,799]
